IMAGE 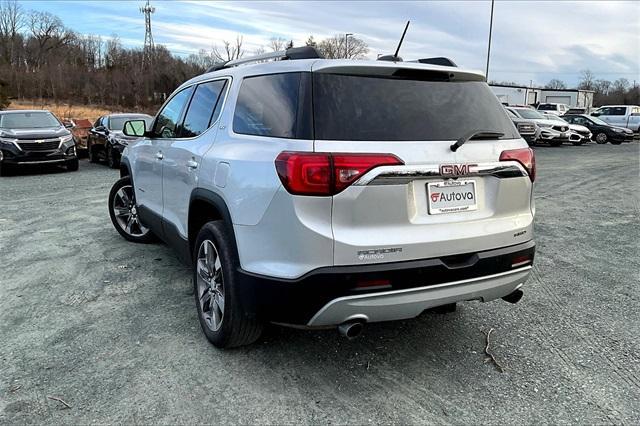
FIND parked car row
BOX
[536,102,640,133]
[507,105,635,146]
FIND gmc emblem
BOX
[440,163,477,176]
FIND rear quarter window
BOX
[233,72,312,139]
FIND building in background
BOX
[490,84,594,108]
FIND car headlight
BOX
[112,137,129,146]
[60,134,74,144]
[613,128,623,133]
[0,136,18,144]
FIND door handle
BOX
[186,159,198,169]
[155,151,164,160]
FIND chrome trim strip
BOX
[307,266,532,326]
[353,162,526,186]
[15,159,67,165]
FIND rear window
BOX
[313,74,518,141]
[537,104,557,111]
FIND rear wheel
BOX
[108,176,154,243]
[595,132,608,144]
[194,221,263,348]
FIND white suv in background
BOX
[108,48,536,348]
[537,102,570,116]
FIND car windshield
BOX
[588,116,608,125]
[537,104,557,111]
[515,109,545,120]
[313,74,518,141]
[0,112,60,129]
[109,116,152,131]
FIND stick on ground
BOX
[484,328,505,373]
[47,396,71,409]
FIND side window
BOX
[598,107,611,115]
[152,87,194,138]
[611,107,626,116]
[233,72,312,139]
[180,80,228,138]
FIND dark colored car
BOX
[563,114,634,145]
[88,113,153,168]
[0,110,78,176]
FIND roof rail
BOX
[411,57,458,67]
[205,46,324,73]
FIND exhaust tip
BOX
[338,321,364,340]
[502,289,524,304]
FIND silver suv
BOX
[108,48,536,348]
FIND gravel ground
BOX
[1,142,639,424]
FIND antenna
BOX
[140,0,155,67]
[394,20,410,58]
[378,20,410,62]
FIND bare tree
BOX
[0,0,24,64]
[212,35,244,62]
[578,69,596,91]
[268,37,287,52]
[594,79,611,95]
[316,34,368,59]
[544,79,566,90]
[612,78,630,93]
[28,11,74,67]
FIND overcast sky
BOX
[24,0,640,87]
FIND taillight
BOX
[499,147,536,182]
[275,152,403,196]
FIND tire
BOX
[193,221,263,348]
[66,158,79,171]
[106,146,119,169]
[595,132,608,144]
[108,176,154,243]
[88,143,98,163]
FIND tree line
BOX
[0,0,369,111]
[541,71,638,106]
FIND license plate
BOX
[427,180,477,214]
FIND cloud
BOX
[25,0,640,86]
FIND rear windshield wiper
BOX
[450,130,505,152]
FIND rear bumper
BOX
[237,240,535,325]
[308,266,531,326]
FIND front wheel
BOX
[595,132,608,144]
[108,176,154,243]
[194,221,263,348]
[66,158,79,171]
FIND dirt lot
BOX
[1,142,639,424]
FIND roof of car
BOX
[597,104,639,108]
[0,109,53,114]
[107,113,152,118]
[178,58,486,91]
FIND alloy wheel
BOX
[112,184,150,237]
[196,240,225,332]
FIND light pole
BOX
[485,0,495,82]
[345,33,353,59]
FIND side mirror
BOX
[123,120,147,137]
[64,122,74,129]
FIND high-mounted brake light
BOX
[499,147,536,182]
[275,152,403,196]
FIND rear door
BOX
[311,67,534,265]
[161,78,229,240]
